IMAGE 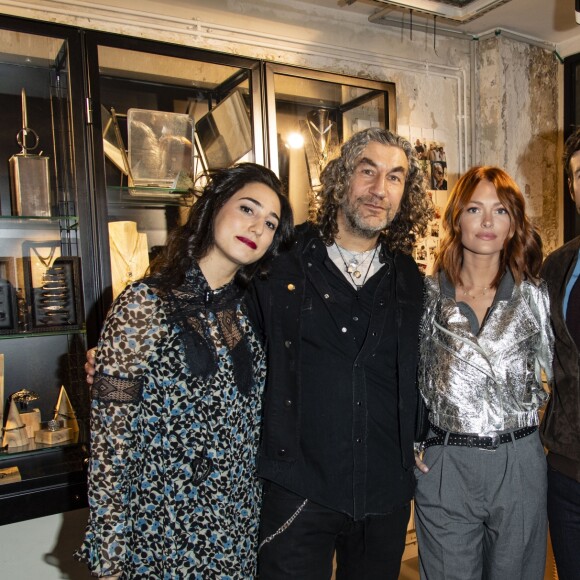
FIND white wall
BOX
[0,509,91,578]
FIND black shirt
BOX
[273,237,414,519]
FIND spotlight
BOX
[286,132,304,149]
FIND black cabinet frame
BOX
[0,14,398,526]
[0,14,95,526]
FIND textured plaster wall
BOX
[0,0,472,185]
[476,35,560,254]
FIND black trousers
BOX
[257,481,410,580]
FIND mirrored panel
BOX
[93,42,257,304]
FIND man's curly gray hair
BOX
[312,127,434,254]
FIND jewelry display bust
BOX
[301,108,339,190]
[108,221,149,299]
[30,243,60,288]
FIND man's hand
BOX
[415,452,429,474]
[85,348,97,385]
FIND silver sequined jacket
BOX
[418,271,554,435]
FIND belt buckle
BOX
[479,431,500,451]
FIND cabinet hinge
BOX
[85,97,93,125]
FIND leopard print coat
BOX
[77,268,266,579]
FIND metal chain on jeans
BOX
[257,499,309,553]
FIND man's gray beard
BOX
[343,204,392,240]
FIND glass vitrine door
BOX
[0,16,91,524]
[84,33,262,315]
[264,63,396,223]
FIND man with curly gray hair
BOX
[250,127,434,579]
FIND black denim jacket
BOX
[245,222,424,518]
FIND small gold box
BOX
[35,426,72,445]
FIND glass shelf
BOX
[0,216,79,231]
[0,436,79,460]
[0,215,78,221]
[0,328,86,340]
[107,186,193,209]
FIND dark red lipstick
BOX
[237,236,257,249]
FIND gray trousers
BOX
[414,430,547,580]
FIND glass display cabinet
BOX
[0,17,92,525]
[84,32,262,314]
[264,63,396,224]
[0,15,401,527]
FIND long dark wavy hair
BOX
[149,163,294,289]
[313,127,433,254]
[435,165,543,287]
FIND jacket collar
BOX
[439,269,514,303]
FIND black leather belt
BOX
[422,423,538,451]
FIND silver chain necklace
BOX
[335,243,378,288]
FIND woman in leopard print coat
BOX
[77,163,293,579]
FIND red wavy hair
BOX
[434,166,543,287]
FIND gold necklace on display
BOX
[306,118,333,166]
[32,246,58,269]
[109,233,142,287]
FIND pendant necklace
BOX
[109,233,142,287]
[335,245,376,279]
[33,246,58,270]
[459,284,490,299]
[335,243,378,288]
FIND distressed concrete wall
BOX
[0,0,472,186]
[476,35,560,254]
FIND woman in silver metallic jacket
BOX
[414,166,554,580]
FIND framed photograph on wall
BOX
[23,255,82,332]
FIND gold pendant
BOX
[353,270,362,279]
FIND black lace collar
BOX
[177,264,245,310]
[151,263,254,395]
